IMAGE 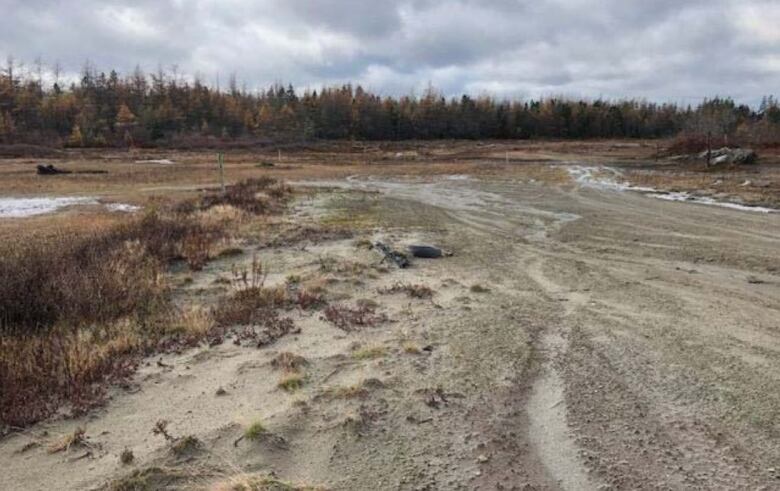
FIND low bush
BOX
[0,179,292,428]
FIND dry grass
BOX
[351,346,387,360]
[402,342,421,354]
[210,473,324,491]
[0,179,290,428]
[324,379,384,401]
[198,177,292,214]
[271,352,309,372]
[278,373,305,392]
[108,466,196,491]
[322,303,387,331]
[379,282,434,299]
[325,384,369,400]
[244,420,267,441]
[47,427,87,453]
[318,256,370,276]
[170,435,202,457]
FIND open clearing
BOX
[1,140,780,490]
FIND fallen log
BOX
[36,164,71,175]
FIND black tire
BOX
[408,245,442,259]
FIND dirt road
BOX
[2,168,780,490]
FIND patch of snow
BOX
[0,197,99,218]
[134,159,174,165]
[566,166,656,192]
[445,174,471,181]
[0,197,144,218]
[567,165,777,214]
[105,203,142,213]
[648,192,777,214]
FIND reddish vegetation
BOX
[322,304,387,331]
[0,179,292,429]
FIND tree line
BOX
[1,61,778,147]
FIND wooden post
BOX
[706,132,712,168]
[218,152,225,194]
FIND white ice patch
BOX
[0,197,142,218]
[567,165,778,214]
[444,174,471,181]
[648,192,777,214]
[134,159,174,165]
[105,203,142,213]
[566,166,655,192]
[0,197,98,217]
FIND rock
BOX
[698,147,757,165]
[477,454,489,463]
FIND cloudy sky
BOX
[1,0,779,104]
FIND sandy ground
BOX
[2,144,780,490]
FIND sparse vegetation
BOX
[217,246,244,258]
[152,420,175,442]
[47,427,87,453]
[403,342,422,354]
[351,346,387,360]
[170,435,202,457]
[379,282,434,299]
[214,257,323,327]
[244,420,267,441]
[210,473,324,491]
[325,384,369,400]
[108,466,193,491]
[322,303,387,331]
[318,256,369,276]
[0,179,291,428]
[470,284,490,293]
[278,373,305,392]
[120,448,135,465]
[271,352,309,372]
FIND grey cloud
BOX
[0,0,777,104]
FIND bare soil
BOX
[1,141,779,490]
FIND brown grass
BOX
[198,177,292,214]
[379,282,434,299]
[47,426,87,453]
[213,257,324,327]
[271,352,309,372]
[210,473,325,491]
[278,373,305,392]
[0,179,290,428]
[322,303,387,331]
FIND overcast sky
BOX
[1,0,779,104]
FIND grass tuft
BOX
[278,373,305,392]
[244,420,267,441]
[351,346,387,360]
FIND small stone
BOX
[477,454,489,463]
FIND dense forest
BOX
[1,61,779,147]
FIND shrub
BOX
[0,179,293,428]
[199,178,291,214]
